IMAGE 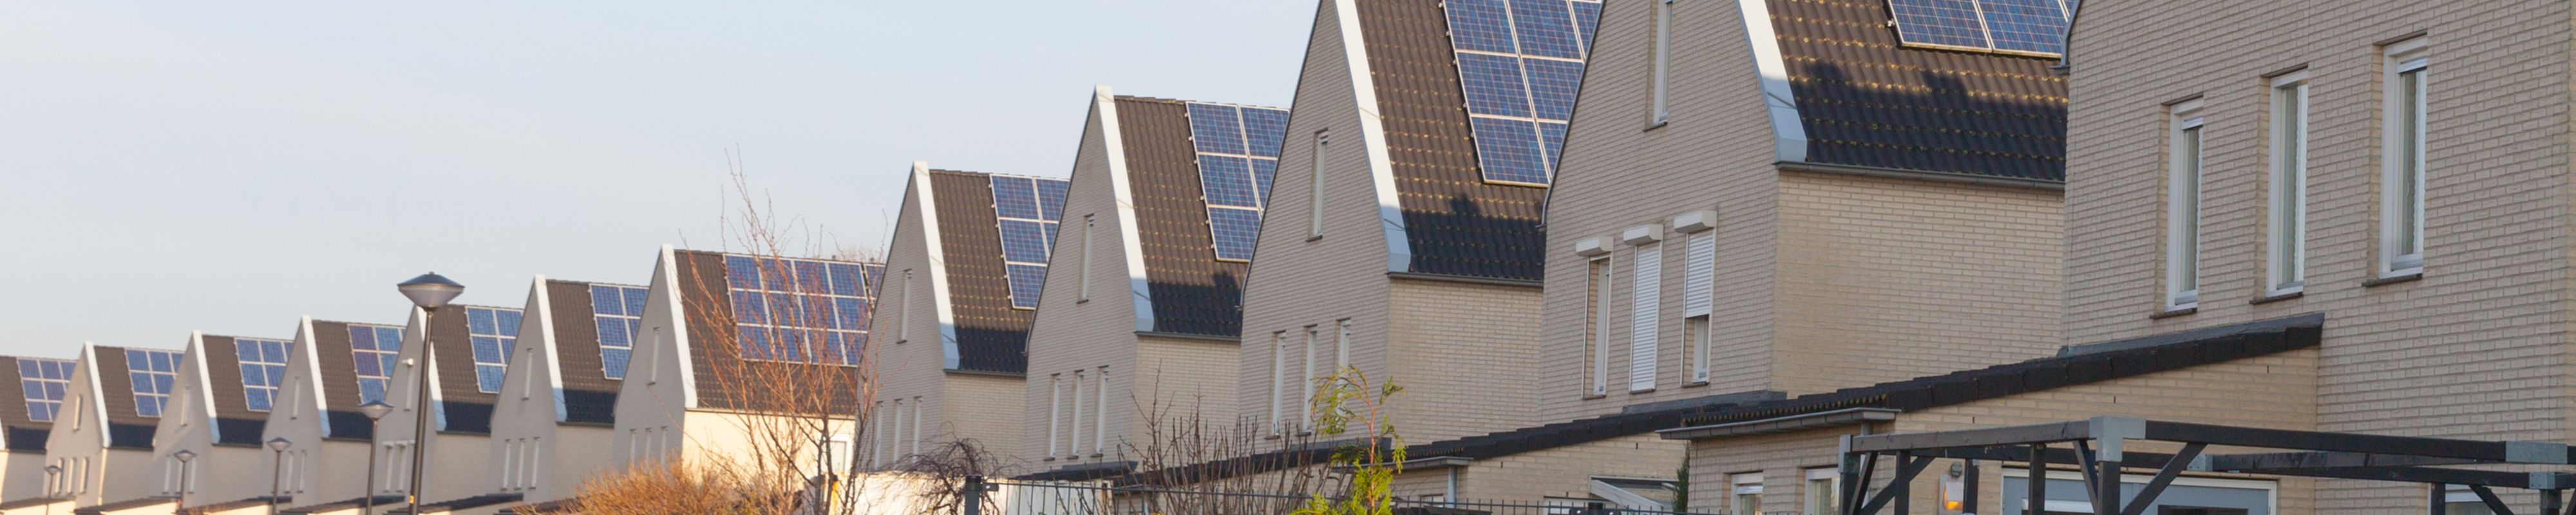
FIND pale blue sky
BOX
[0,1,1312,356]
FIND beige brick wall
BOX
[1535,0,1786,424]
[1236,0,1398,438]
[1444,433,1689,505]
[1771,172,2063,395]
[865,170,1028,467]
[2059,1,2573,511]
[1385,279,1542,442]
[1690,350,2319,515]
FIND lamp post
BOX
[267,437,292,514]
[171,449,196,515]
[357,400,393,515]
[395,272,462,515]
[42,464,59,515]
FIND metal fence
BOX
[956,476,1730,515]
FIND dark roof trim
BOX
[1385,271,1543,288]
[1658,407,1898,440]
[944,368,1027,379]
[1015,460,1137,482]
[1779,161,2065,190]
[1135,331,1238,343]
[2060,312,2323,357]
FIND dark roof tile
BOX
[1771,0,2067,181]
[1113,97,1255,337]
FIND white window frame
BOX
[1080,214,1095,302]
[1681,230,1714,384]
[2267,71,2311,296]
[1334,319,1351,373]
[2166,100,2206,310]
[2381,38,2430,277]
[1309,131,1329,239]
[1301,326,1319,431]
[1733,473,1765,515]
[1269,331,1288,434]
[1067,370,1084,459]
[898,270,914,342]
[1804,467,1839,515]
[1092,367,1108,456]
[1651,0,1674,125]
[1045,374,1062,459]
[1587,255,1615,397]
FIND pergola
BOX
[1836,417,2576,515]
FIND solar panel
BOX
[349,324,402,404]
[235,339,290,411]
[589,285,647,380]
[18,358,73,422]
[1887,0,2073,55]
[989,175,1069,308]
[124,350,180,417]
[722,255,878,365]
[1184,102,1291,261]
[1443,0,1604,185]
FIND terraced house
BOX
[867,164,1068,467]
[1236,0,1602,446]
[40,344,182,507]
[257,317,410,512]
[484,276,645,503]
[613,247,875,481]
[1018,88,1287,474]
[0,355,75,501]
[368,302,525,510]
[144,332,297,508]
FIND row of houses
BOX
[6,0,2559,513]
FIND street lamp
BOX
[171,449,196,514]
[395,272,461,515]
[267,437,292,514]
[357,400,393,515]
[42,464,59,515]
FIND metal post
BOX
[1895,452,1913,515]
[2025,445,2045,515]
[961,474,985,515]
[2543,490,2562,515]
[1964,460,1980,515]
[2093,440,2121,515]
[270,447,285,515]
[408,307,436,515]
[2427,483,2445,515]
[364,418,381,515]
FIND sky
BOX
[0,1,1314,356]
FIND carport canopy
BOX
[1836,416,2576,515]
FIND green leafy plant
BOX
[1292,366,1403,515]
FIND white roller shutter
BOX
[1684,233,1714,317]
[1629,244,1662,392]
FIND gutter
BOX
[1658,407,1899,440]
[1777,162,2064,191]
[1386,271,1543,288]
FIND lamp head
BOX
[173,449,196,463]
[396,272,466,309]
[357,400,394,421]
[267,436,292,452]
[43,465,59,474]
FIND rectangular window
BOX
[2167,100,2206,309]
[1045,374,1062,459]
[1093,367,1108,455]
[1300,326,1318,431]
[898,270,914,341]
[1068,370,1084,458]
[909,397,923,456]
[1733,473,1765,515]
[1651,0,1673,124]
[1682,232,1714,383]
[1804,468,1839,515]
[1309,131,1329,239]
[2268,72,2309,295]
[1585,256,1614,397]
[2382,39,2429,276]
[1628,243,1662,393]
[1334,319,1351,373]
[1080,215,1095,301]
[1269,331,1287,434]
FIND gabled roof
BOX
[1352,0,1566,281]
[0,355,68,451]
[307,320,387,440]
[922,169,1066,373]
[667,249,876,413]
[541,279,635,424]
[427,304,515,434]
[194,334,285,445]
[90,345,173,449]
[1028,314,2322,483]
[1110,95,1273,336]
[1766,0,2067,181]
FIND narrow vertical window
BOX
[1651,0,1674,124]
[2268,72,2309,295]
[888,398,904,460]
[1334,319,1351,373]
[1300,326,1318,431]
[1045,375,1062,459]
[1092,367,1108,455]
[1584,256,1614,397]
[2382,39,2429,276]
[1068,370,1084,458]
[1733,473,1765,515]
[898,270,914,341]
[1803,468,1839,515]
[1629,243,1662,392]
[2167,100,2206,310]
[871,400,887,467]
[1309,131,1329,239]
[1682,231,1714,384]
[1268,331,1287,433]
[1079,215,1095,301]
[908,397,923,456]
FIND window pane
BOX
[2180,126,2202,291]
[2399,68,2426,256]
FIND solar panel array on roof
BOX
[722,254,883,365]
[17,359,72,422]
[234,338,290,411]
[588,285,649,380]
[1443,0,1604,186]
[123,350,180,417]
[1887,0,2075,55]
[348,324,404,404]
[465,306,522,394]
[1185,102,1291,261]
[989,174,1070,308]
